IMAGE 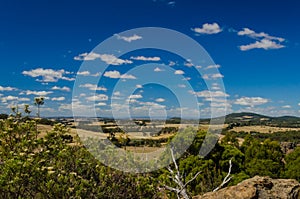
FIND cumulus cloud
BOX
[184,62,194,67]
[239,39,285,51]
[130,56,161,61]
[100,54,132,65]
[282,105,291,109]
[51,97,65,101]
[238,28,285,51]
[51,86,71,92]
[168,61,176,66]
[76,71,101,77]
[238,28,285,42]
[1,95,30,103]
[115,34,142,42]
[103,70,136,79]
[77,71,90,76]
[211,73,224,79]
[202,73,224,80]
[129,94,143,99]
[22,68,74,82]
[155,98,165,102]
[74,52,132,65]
[0,86,17,91]
[86,94,108,101]
[174,70,185,75]
[192,23,222,34]
[74,52,100,61]
[22,90,53,96]
[205,64,221,70]
[234,97,269,107]
[154,67,164,72]
[79,84,107,91]
[191,90,229,98]
[95,102,107,106]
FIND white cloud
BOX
[234,97,269,107]
[184,62,193,67]
[74,52,100,61]
[178,84,186,88]
[211,86,221,90]
[183,77,191,81]
[136,84,143,88]
[130,56,161,61]
[60,77,75,81]
[155,98,165,102]
[238,28,285,51]
[113,91,121,96]
[174,70,185,75]
[120,74,136,79]
[22,68,74,82]
[77,71,91,76]
[211,73,224,79]
[86,94,108,101]
[282,105,291,109]
[115,34,142,42]
[191,90,229,98]
[22,90,53,96]
[298,103,300,106]
[129,94,143,99]
[205,64,221,70]
[239,39,285,51]
[95,102,107,106]
[100,54,132,65]
[79,84,107,91]
[238,28,285,42]
[51,97,65,101]
[168,61,176,66]
[0,86,17,91]
[192,23,222,34]
[51,86,71,92]
[76,71,100,77]
[1,96,30,103]
[138,101,166,109]
[74,52,132,65]
[154,67,164,72]
[103,70,136,79]
[202,73,224,80]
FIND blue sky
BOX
[0,0,300,118]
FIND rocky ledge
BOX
[193,176,300,199]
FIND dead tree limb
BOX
[213,158,233,192]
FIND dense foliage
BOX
[0,115,299,198]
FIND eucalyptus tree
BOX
[34,97,45,118]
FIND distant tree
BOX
[284,147,300,181]
[10,105,21,118]
[24,104,31,116]
[221,132,239,148]
[244,138,283,178]
[34,97,44,118]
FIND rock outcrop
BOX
[193,176,300,199]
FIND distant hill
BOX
[224,112,300,128]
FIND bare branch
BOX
[160,147,203,199]
[213,158,233,192]
[183,171,202,188]
[170,147,180,178]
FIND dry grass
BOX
[124,146,163,153]
[229,125,300,134]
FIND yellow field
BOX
[229,125,300,133]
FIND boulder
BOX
[193,176,300,199]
